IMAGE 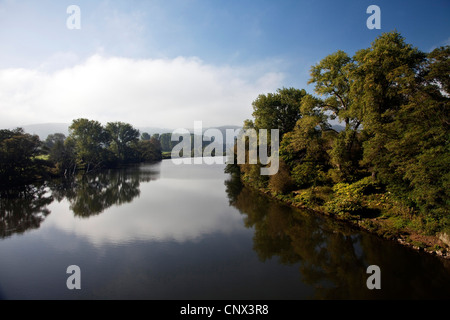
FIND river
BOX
[0,158,449,299]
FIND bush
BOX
[291,162,328,189]
[325,177,380,216]
[268,159,295,194]
[295,189,315,205]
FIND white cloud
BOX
[0,55,284,129]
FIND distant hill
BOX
[19,123,70,140]
[136,126,173,136]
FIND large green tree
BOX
[0,128,48,187]
[251,87,306,138]
[309,50,356,128]
[68,119,111,172]
[280,94,333,188]
[308,50,364,182]
[352,32,426,176]
[43,133,66,150]
[136,136,162,162]
[379,45,449,215]
[105,121,140,163]
[49,135,76,175]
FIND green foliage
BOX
[1,124,223,186]
[140,132,151,141]
[309,50,357,126]
[309,50,364,183]
[325,177,380,216]
[43,133,66,151]
[159,133,173,152]
[354,32,426,174]
[105,121,140,163]
[136,138,162,162]
[252,87,306,137]
[236,32,448,218]
[0,128,50,187]
[280,95,331,189]
[327,128,364,183]
[64,119,163,173]
[229,31,448,236]
[291,162,327,188]
[294,188,325,206]
[68,118,111,171]
[326,183,363,216]
[268,159,295,194]
[353,36,449,216]
[49,137,76,175]
[240,162,269,189]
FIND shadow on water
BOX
[224,174,450,299]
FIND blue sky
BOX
[0,0,448,129]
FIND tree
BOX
[0,128,48,187]
[351,31,426,179]
[309,50,356,128]
[68,119,111,173]
[48,137,76,176]
[308,50,364,182]
[135,135,162,163]
[379,45,449,215]
[141,132,151,141]
[252,87,306,138]
[347,32,447,217]
[160,133,173,152]
[280,94,332,189]
[44,133,66,151]
[105,122,140,163]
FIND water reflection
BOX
[225,175,450,299]
[48,165,160,218]
[0,165,160,239]
[1,161,449,299]
[43,161,244,246]
[0,185,53,239]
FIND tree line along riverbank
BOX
[0,120,225,188]
[225,31,449,259]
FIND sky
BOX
[0,0,448,130]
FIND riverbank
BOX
[239,178,450,260]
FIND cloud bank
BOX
[0,55,284,129]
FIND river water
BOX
[0,158,449,299]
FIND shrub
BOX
[268,159,295,194]
[325,177,380,216]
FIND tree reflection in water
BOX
[0,184,53,239]
[0,165,160,239]
[224,175,450,299]
[49,165,160,218]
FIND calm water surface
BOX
[0,158,449,299]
